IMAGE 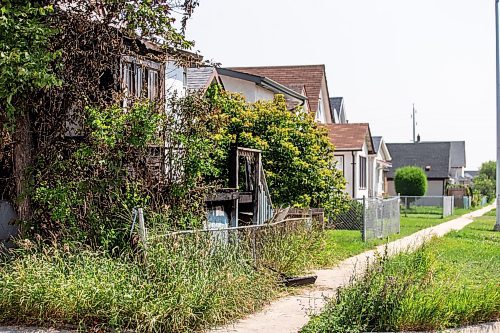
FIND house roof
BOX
[386,142,452,179]
[449,141,466,168]
[217,68,308,109]
[329,97,342,113]
[229,65,327,112]
[372,136,382,154]
[464,170,479,179]
[186,67,218,91]
[324,123,374,153]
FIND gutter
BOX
[217,68,308,103]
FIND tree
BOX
[0,1,61,222]
[0,0,199,224]
[479,161,496,180]
[207,86,348,217]
[394,166,427,196]
[473,161,496,202]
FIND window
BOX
[121,56,162,102]
[335,156,344,175]
[359,156,367,189]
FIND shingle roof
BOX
[464,170,479,179]
[324,123,374,153]
[449,141,466,168]
[186,67,217,91]
[329,97,343,113]
[229,65,326,112]
[386,142,451,179]
[372,136,382,154]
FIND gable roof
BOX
[449,141,466,168]
[386,142,452,179]
[330,97,343,113]
[372,136,382,154]
[229,65,327,112]
[217,68,308,109]
[324,123,374,153]
[186,67,219,91]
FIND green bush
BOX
[394,166,427,196]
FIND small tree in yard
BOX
[473,161,496,202]
[394,166,427,196]
[207,85,348,218]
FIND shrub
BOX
[394,166,427,196]
[473,161,496,202]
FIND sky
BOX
[185,0,496,170]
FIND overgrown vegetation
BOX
[303,214,500,333]
[1,1,347,249]
[0,219,324,332]
[394,166,427,196]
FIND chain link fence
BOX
[328,197,401,241]
[146,213,325,277]
[400,196,454,218]
[363,197,400,241]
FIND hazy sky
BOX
[186,0,496,170]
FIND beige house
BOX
[325,123,375,198]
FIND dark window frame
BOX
[359,156,367,189]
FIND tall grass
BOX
[0,219,323,332]
[302,215,500,333]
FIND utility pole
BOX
[412,104,417,143]
[495,0,500,231]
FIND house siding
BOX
[335,143,370,199]
[387,179,446,196]
[219,75,275,103]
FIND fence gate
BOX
[329,197,400,241]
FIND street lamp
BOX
[495,0,500,231]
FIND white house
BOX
[369,137,392,197]
[325,123,375,198]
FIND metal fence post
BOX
[362,196,366,242]
[397,194,401,234]
[441,195,446,219]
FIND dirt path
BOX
[209,205,496,333]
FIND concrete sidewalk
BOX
[209,204,496,333]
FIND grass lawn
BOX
[303,212,500,333]
[313,207,480,268]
